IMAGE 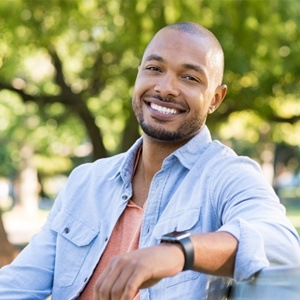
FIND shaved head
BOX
[133,22,228,143]
[164,22,219,38]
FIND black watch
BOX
[160,231,194,271]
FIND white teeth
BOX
[150,103,177,114]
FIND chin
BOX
[142,126,187,142]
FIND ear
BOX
[208,84,227,114]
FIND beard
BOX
[132,97,206,142]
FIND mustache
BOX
[144,94,177,104]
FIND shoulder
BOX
[73,152,125,174]
[202,140,269,193]
[206,140,261,172]
[68,137,143,181]
[54,153,127,210]
[204,141,276,197]
[65,152,125,186]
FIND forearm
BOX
[93,232,238,299]
[161,231,238,277]
[190,231,238,277]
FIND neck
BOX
[138,135,189,182]
[131,135,190,207]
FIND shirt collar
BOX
[114,125,212,183]
[115,137,143,184]
[170,125,212,170]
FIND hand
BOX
[93,243,185,300]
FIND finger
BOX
[122,266,156,300]
[110,266,137,300]
[94,256,136,300]
[93,262,120,300]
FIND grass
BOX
[277,188,300,234]
[285,205,300,235]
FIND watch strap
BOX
[178,236,194,271]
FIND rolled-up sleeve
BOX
[212,157,300,281]
[219,218,269,281]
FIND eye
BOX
[146,66,161,72]
[182,75,200,83]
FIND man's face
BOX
[132,29,224,143]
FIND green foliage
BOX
[0,0,300,178]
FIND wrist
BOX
[160,231,194,271]
[160,242,185,272]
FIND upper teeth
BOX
[150,103,177,114]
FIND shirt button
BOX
[122,195,128,200]
[64,227,70,234]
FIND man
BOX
[0,22,299,300]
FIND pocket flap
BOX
[51,210,99,246]
[152,208,201,240]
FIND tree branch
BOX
[0,82,61,104]
[0,77,108,159]
[270,115,300,124]
[49,49,71,92]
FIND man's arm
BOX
[191,231,237,276]
[0,211,58,298]
[93,231,238,300]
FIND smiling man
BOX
[133,26,225,143]
[0,22,299,300]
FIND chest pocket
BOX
[152,208,202,239]
[151,208,202,289]
[51,210,99,287]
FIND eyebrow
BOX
[144,54,207,80]
[144,54,164,62]
[183,63,205,75]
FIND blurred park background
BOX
[0,0,300,266]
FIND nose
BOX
[154,73,180,97]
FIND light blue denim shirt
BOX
[0,126,299,299]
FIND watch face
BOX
[161,231,191,241]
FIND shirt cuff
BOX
[218,218,269,281]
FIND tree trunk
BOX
[73,97,108,160]
[0,211,19,267]
[260,143,275,185]
[17,146,39,213]
[121,109,140,152]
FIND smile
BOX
[150,103,178,115]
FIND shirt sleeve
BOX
[0,190,62,299]
[212,156,300,282]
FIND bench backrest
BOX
[229,265,300,300]
[206,265,300,300]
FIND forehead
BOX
[142,29,214,67]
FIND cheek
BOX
[189,100,210,119]
[189,91,211,111]
[134,74,150,90]
[185,92,204,110]
[135,72,158,93]
[132,80,144,101]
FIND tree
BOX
[0,210,19,267]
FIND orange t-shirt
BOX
[79,200,144,299]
